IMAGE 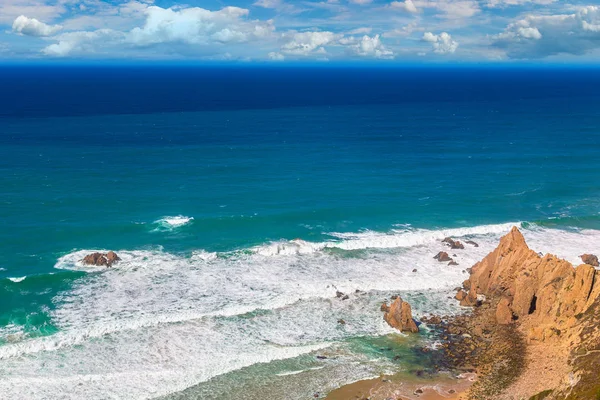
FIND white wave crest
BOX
[153,215,194,231]
[7,276,26,283]
[252,221,521,256]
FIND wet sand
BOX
[325,371,476,400]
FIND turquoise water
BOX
[1,67,600,399]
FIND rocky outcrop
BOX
[434,251,452,262]
[580,253,599,267]
[443,237,465,249]
[459,227,600,343]
[82,251,120,267]
[382,297,419,333]
[449,226,600,400]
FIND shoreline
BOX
[325,371,476,400]
[324,227,600,400]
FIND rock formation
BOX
[382,297,419,333]
[460,227,600,338]
[434,251,452,262]
[580,253,599,267]
[453,226,600,399]
[466,240,479,247]
[82,251,120,267]
[443,237,465,249]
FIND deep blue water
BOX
[1,66,600,399]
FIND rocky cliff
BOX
[459,227,599,342]
[454,227,600,399]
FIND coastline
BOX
[324,227,600,400]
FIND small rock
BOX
[465,240,479,247]
[434,251,452,262]
[415,388,423,394]
[455,290,467,301]
[580,254,599,267]
[380,302,390,312]
[337,319,346,325]
[449,261,459,266]
[341,295,349,300]
[82,251,120,267]
[316,355,327,360]
[442,237,464,249]
[335,291,344,298]
[412,268,417,273]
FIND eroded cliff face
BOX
[455,227,600,399]
[459,226,600,343]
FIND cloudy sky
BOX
[2,0,600,62]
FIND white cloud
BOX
[487,0,556,7]
[280,31,338,55]
[12,15,63,37]
[398,0,479,19]
[348,27,372,35]
[128,6,275,46]
[493,6,600,58]
[253,0,282,8]
[383,22,419,38]
[343,34,394,58]
[423,31,459,53]
[42,29,124,57]
[268,51,285,60]
[349,0,374,5]
[0,0,65,24]
[389,0,418,13]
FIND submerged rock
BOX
[82,251,120,267]
[466,240,479,247]
[382,297,419,333]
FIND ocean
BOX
[1,66,599,399]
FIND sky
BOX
[1,0,600,63]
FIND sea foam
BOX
[2,223,599,399]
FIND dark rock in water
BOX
[316,355,327,359]
[337,319,346,325]
[341,295,349,300]
[106,251,120,265]
[335,291,344,298]
[449,261,459,266]
[412,268,417,273]
[434,251,452,262]
[580,253,599,267]
[442,237,465,249]
[466,240,479,247]
[82,251,120,267]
